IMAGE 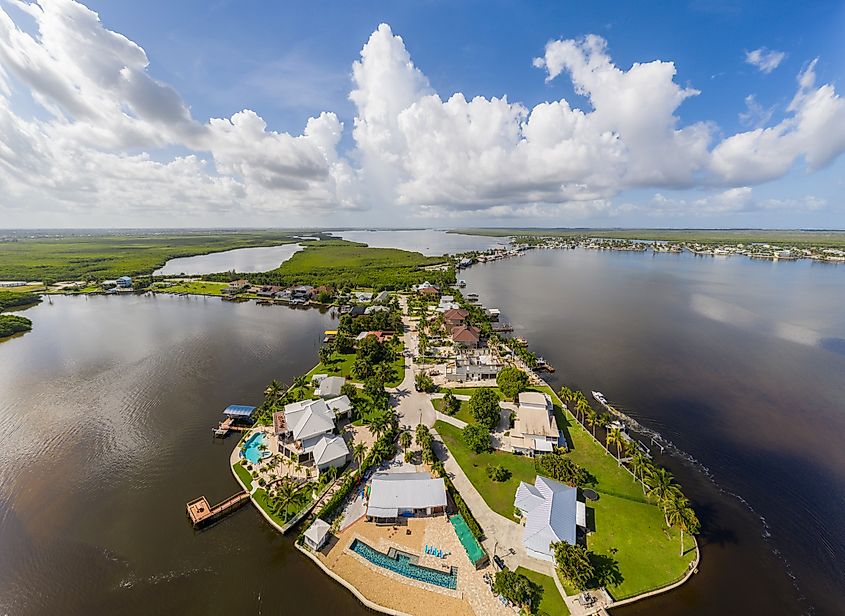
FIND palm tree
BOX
[273,478,302,522]
[628,450,649,490]
[415,423,430,445]
[585,409,598,437]
[293,375,308,391]
[575,398,590,424]
[264,379,284,403]
[353,442,367,468]
[645,467,683,521]
[606,428,624,464]
[663,493,700,556]
[367,410,391,439]
[399,430,412,451]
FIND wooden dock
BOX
[187,491,250,528]
[212,418,250,437]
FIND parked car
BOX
[493,555,507,571]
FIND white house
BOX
[366,471,447,523]
[274,399,336,463]
[514,476,586,561]
[304,518,331,550]
[326,395,353,419]
[509,392,560,455]
[316,376,345,398]
[313,434,349,473]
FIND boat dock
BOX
[187,491,250,528]
[491,323,514,333]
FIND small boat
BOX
[592,391,607,405]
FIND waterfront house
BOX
[256,285,281,298]
[355,330,393,343]
[312,434,349,474]
[304,518,331,551]
[366,471,447,523]
[446,354,502,382]
[442,308,469,327]
[509,392,560,455]
[116,276,132,288]
[514,476,586,561]
[326,395,353,419]
[274,398,336,463]
[222,279,250,295]
[364,305,390,315]
[450,324,481,348]
[316,376,345,398]
[348,305,367,317]
[353,291,374,303]
[291,285,314,300]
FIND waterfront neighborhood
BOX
[174,260,701,616]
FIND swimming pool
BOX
[241,432,271,465]
[350,539,457,590]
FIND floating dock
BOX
[187,491,250,528]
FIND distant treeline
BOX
[0,231,317,282]
[207,240,454,290]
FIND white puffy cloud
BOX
[0,4,842,226]
[745,47,786,74]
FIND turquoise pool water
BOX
[241,432,270,465]
[350,539,457,589]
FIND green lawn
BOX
[154,281,230,296]
[252,487,311,526]
[436,384,697,600]
[307,351,405,387]
[515,567,569,616]
[431,398,474,424]
[232,462,253,491]
[436,421,535,519]
[441,386,504,400]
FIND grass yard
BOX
[431,398,474,424]
[514,567,569,616]
[252,487,311,526]
[435,420,535,519]
[441,386,505,400]
[154,281,230,296]
[306,351,405,387]
[232,462,253,491]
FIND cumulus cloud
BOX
[745,47,786,74]
[0,4,842,225]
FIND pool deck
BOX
[315,517,512,616]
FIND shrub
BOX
[442,391,461,415]
[486,464,511,482]
[493,570,543,612]
[535,451,592,487]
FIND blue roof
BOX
[223,405,256,418]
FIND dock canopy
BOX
[223,405,256,419]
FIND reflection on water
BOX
[329,229,509,255]
[0,295,370,616]
[154,243,303,275]
[463,248,845,616]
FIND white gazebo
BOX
[304,518,331,551]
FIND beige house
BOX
[509,392,560,456]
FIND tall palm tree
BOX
[575,398,590,424]
[416,423,430,445]
[645,467,683,520]
[367,410,391,439]
[606,428,624,463]
[663,493,700,556]
[399,430,412,451]
[585,409,598,437]
[293,375,308,391]
[628,450,649,489]
[353,442,367,468]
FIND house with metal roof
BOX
[304,518,331,551]
[514,476,586,561]
[312,434,349,474]
[366,471,447,523]
[316,375,345,398]
[274,399,336,463]
[326,395,353,418]
[509,392,560,455]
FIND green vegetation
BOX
[451,227,845,248]
[462,423,491,453]
[496,366,529,401]
[436,421,536,519]
[153,280,229,296]
[486,464,511,482]
[0,231,306,281]
[468,387,502,429]
[0,290,41,311]
[253,483,310,525]
[493,570,544,613]
[224,240,453,290]
[514,567,569,616]
[0,314,32,339]
[535,451,591,487]
[233,462,254,490]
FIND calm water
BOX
[463,248,845,615]
[0,295,370,616]
[329,229,508,255]
[153,243,303,275]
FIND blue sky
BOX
[1,0,844,228]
